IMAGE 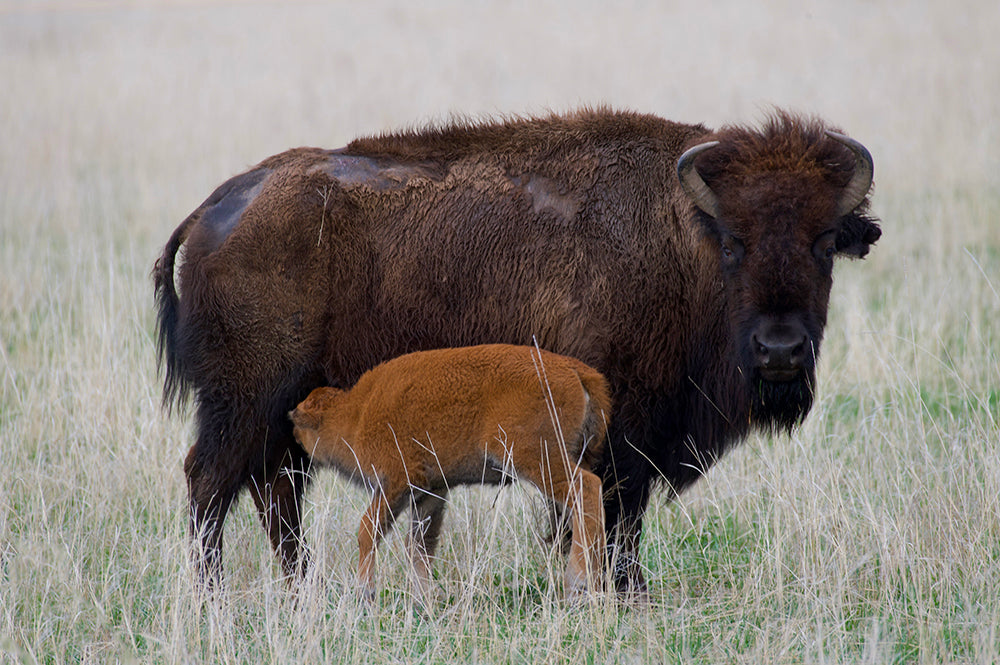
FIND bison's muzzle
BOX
[741,314,820,431]
[751,317,811,382]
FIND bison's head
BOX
[677,113,881,430]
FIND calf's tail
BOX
[575,370,613,472]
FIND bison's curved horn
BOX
[825,130,874,217]
[677,141,721,218]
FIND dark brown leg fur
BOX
[408,492,448,601]
[184,441,239,588]
[249,440,312,579]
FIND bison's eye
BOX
[812,231,838,269]
[721,235,744,268]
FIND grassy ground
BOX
[2,1,998,662]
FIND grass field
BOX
[2,1,999,662]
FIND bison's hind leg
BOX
[184,388,318,588]
[248,436,313,580]
[184,439,241,589]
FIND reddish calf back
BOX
[290,344,610,487]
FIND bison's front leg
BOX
[605,507,648,598]
[598,445,652,598]
[249,437,312,579]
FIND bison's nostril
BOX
[751,335,768,359]
[790,338,807,365]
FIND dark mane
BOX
[345,107,685,163]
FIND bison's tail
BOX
[152,212,198,412]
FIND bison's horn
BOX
[677,141,721,218]
[825,130,874,217]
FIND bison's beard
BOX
[749,371,815,432]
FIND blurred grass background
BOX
[1,1,998,662]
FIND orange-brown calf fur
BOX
[288,344,611,599]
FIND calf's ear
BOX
[289,407,320,430]
[290,387,341,428]
[302,387,336,409]
[836,212,882,258]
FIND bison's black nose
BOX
[751,323,809,381]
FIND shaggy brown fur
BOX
[153,107,880,593]
[289,344,610,599]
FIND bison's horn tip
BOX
[824,130,874,217]
[677,140,722,218]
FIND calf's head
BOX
[289,387,343,452]
[678,114,881,429]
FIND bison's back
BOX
[159,110,704,453]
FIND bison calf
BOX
[288,344,611,600]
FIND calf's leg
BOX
[553,470,606,595]
[357,488,405,599]
[520,456,606,596]
[407,491,448,602]
[595,423,652,597]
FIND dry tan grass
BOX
[2,1,998,662]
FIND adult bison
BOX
[154,108,879,594]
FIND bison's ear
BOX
[836,212,882,259]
